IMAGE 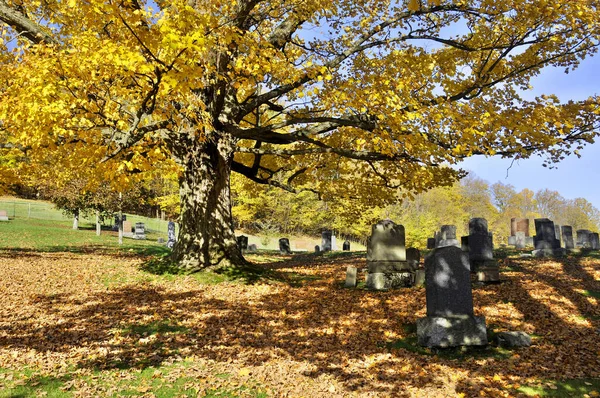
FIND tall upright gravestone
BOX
[321,230,337,251]
[561,226,574,250]
[592,233,600,250]
[417,246,487,347]
[576,229,592,248]
[532,218,565,257]
[366,220,414,290]
[467,218,499,282]
[279,238,292,254]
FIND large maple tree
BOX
[0,0,599,271]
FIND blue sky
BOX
[459,54,600,208]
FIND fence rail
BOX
[0,200,175,234]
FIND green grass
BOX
[518,378,600,397]
[581,290,600,299]
[0,364,267,398]
[0,218,169,256]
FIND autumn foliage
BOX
[1,0,599,270]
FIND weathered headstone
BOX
[343,240,351,251]
[167,221,176,248]
[122,220,133,238]
[366,220,413,290]
[417,246,487,347]
[437,225,460,248]
[132,222,146,240]
[247,244,258,252]
[554,224,562,245]
[0,210,8,221]
[414,269,426,287]
[279,238,292,254]
[515,231,526,249]
[406,248,420,269]
[321,230,337,251]
[314,245,320,253]
[576,229,592,248]
[561,226,574,250]
[511,218,530,236]
[496,331,532,348]
[592,233,600,250]
[237,235,248,251]
[344,266,358,288]
[532,218,565,257]
[508,235,517,246]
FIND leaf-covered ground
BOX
[0,249,599,397]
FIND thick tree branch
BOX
[0,0,56,44]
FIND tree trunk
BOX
[96,210,101,236]
[170,131,246,271]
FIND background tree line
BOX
[231,172,600,248]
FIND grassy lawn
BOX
[0,217,599,397]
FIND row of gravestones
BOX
[236,231,352,254]
[507,217,600,256]
[113,217,177,248]
[345,219,529,348]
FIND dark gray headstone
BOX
[237,235,248,251]
[427,238,436,249]
[576,229,592,248]
[247,244,257,252]
[461,236,469,252]
[417,246,487,347]
[167,221,176,249]
[561,226,574,250]
[279,238,291,254]
[315,245,320,253]
[406,247,420,269]
[343,240,350,251]
[468,218,493,262]
[533,218,560,250]
[592,233,600,250]
[424,246,473,317]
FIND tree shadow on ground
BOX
[1,252,598,396]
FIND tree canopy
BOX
[0,0,599,270]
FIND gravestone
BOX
[167,221,176,249]
[0,210,8,221]
[427,238,436,249]
[510,218,530,236]
[406,248,420,269]
[561,226,574,250]
[576,229,592,248]
[237,235,248,251]
[247,244,258,252]
[343,240,351,251]
[436,225,460,248]
[122,220,133,238]
[344,267,358,288]
[417,246,487,347]
[592,233,600,250]
[461,236,469,252]
[532,218,565,257]
[468,218,499,281]
[321,230,337,251]
[508,236,516,246]
[279,238,292,254]
[366,220,413,290]
[315,245,320,253]
[132,222,146,240]
[554,224,562,246]
[515,231,526,249]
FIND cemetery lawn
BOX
[0,224,599,396]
